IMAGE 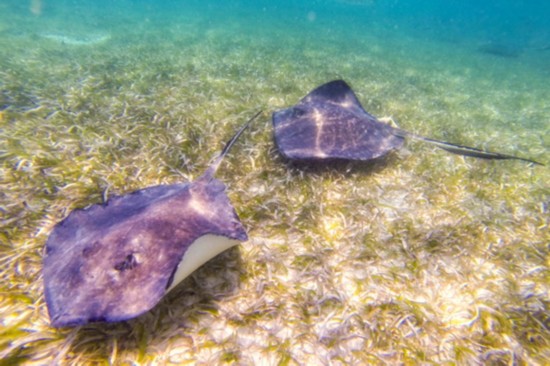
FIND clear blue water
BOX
[9,1,550,49]
[1,3,549,363]
[1,1,549,146]
[3,2,550,81]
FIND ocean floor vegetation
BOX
[1,2,549,365]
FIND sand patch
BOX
[40,32,111,46]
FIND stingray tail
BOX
[200,110,263,181]
[393,129,544,166]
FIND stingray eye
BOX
[114,254,138,271]
[293,107,306,118]
[82,241,101,257]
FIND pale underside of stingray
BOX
[43,112,261,327]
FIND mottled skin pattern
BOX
[273,80,404,161]
[273,80,543,165]
[43,178,247,327]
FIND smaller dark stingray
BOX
[43,111,261,328]
[273,80,543,165]
[477,43,521,58]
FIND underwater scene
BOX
[1,0,549,364]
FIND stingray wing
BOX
[43,179,246,327]
[273,80,404,161]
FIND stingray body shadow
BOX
[272,80,543,166]
[43,111,261,328]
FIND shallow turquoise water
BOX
[2,1,550,130]
[1,0,549,180]
[1,2,550,364]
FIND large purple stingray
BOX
[273,80,543,165]
[43,111,261,327]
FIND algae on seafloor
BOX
[1,1,549,364]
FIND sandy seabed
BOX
[1,2,549,365]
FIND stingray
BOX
[43,111,261,327]
[273,80,543,165]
